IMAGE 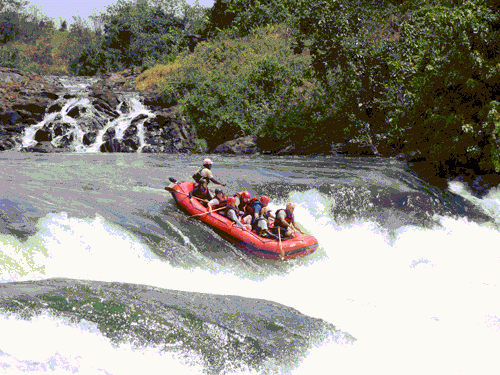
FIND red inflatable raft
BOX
[167,181,318,261]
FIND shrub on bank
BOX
[139,26,312,148]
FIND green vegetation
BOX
[2,0,500,175]
[142,26,312,147]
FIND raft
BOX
[168,181,318,261]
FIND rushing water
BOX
[20,77,154,153]
[0,152,499,374]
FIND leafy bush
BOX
[203,0,295,38]
[141,26,311,148]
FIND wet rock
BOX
[23,141,54,153]
[470,174,500,198]
[141,145,158,153]
[213,136,259,155]
[141,92,176,111]
[0,136,17,151]
[67,106,86,119]
[47,103,63,114]
[141,108,197,153]
[53,123,72,137]
[100,139,122,152]
[83,131,97,146]
[122,138,139,152]
[34,128,52,142]
[130,114,148,127]
[118,101,129,113]
[12,100,51,117]
[89,89,120,112]
[123,125,138,139]
[102,128,116,143]
[58,133,74,148]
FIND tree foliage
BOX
[139,26,311,148]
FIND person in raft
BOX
[233,191,251,216]
[244,195,271,227]
[192,158,226,187]
[273,202,304,237]
[189,178,212,205]
[253,206,278,239]
[207,188,228,214]
[225,197,251,231]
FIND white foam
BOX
[1,188,499,374]
[0,313,204,374]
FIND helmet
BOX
[203,158,213,166]
[260,195,270,205]
[286,202,296,209]
[228,197,237,205]
[241,191,251,200]
[214,188,223,195]
[198,178,208,185]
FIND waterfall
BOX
[20,77,155,153]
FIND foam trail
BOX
[448,181,500,223]
[0,313,205,374]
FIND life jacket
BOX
[192,184,211,201]
[192,166,211,183]
[212,195,228,210]
[234,192,250,212]
[274,209,294,228]
[245,197,260,216]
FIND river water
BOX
[0,151,499,374]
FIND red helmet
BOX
[241,191,251,199]
[203,158,213,166]
[260,195,270,205]
[228,197,237,205]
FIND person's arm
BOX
[209,177,225,186]
[208,198,219,213]
[277,212,288,227]
[291,221,304,234]
[228,210,246,230]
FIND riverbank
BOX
[0,66,498,197]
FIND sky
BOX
[22,0,214,27]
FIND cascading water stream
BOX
[20,76,155,153]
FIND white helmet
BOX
[203,158,213,166]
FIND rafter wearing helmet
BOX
[188,178,212,205]
[192,158,226,187]
[207,188,228,213]
[224,197,251,231]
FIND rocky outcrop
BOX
[142,108,197,153]
[0,67,63,151]
[213,135,259,155]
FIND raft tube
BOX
[168,181,318,261]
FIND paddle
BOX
[164,187,209,203]
[278,227,284,260]
[188,206,226,219]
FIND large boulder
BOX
[142,108,197,153]
[83,131,97,146]
[0,68,63,151]
[213,136,259,155]
[102,128,116,143]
